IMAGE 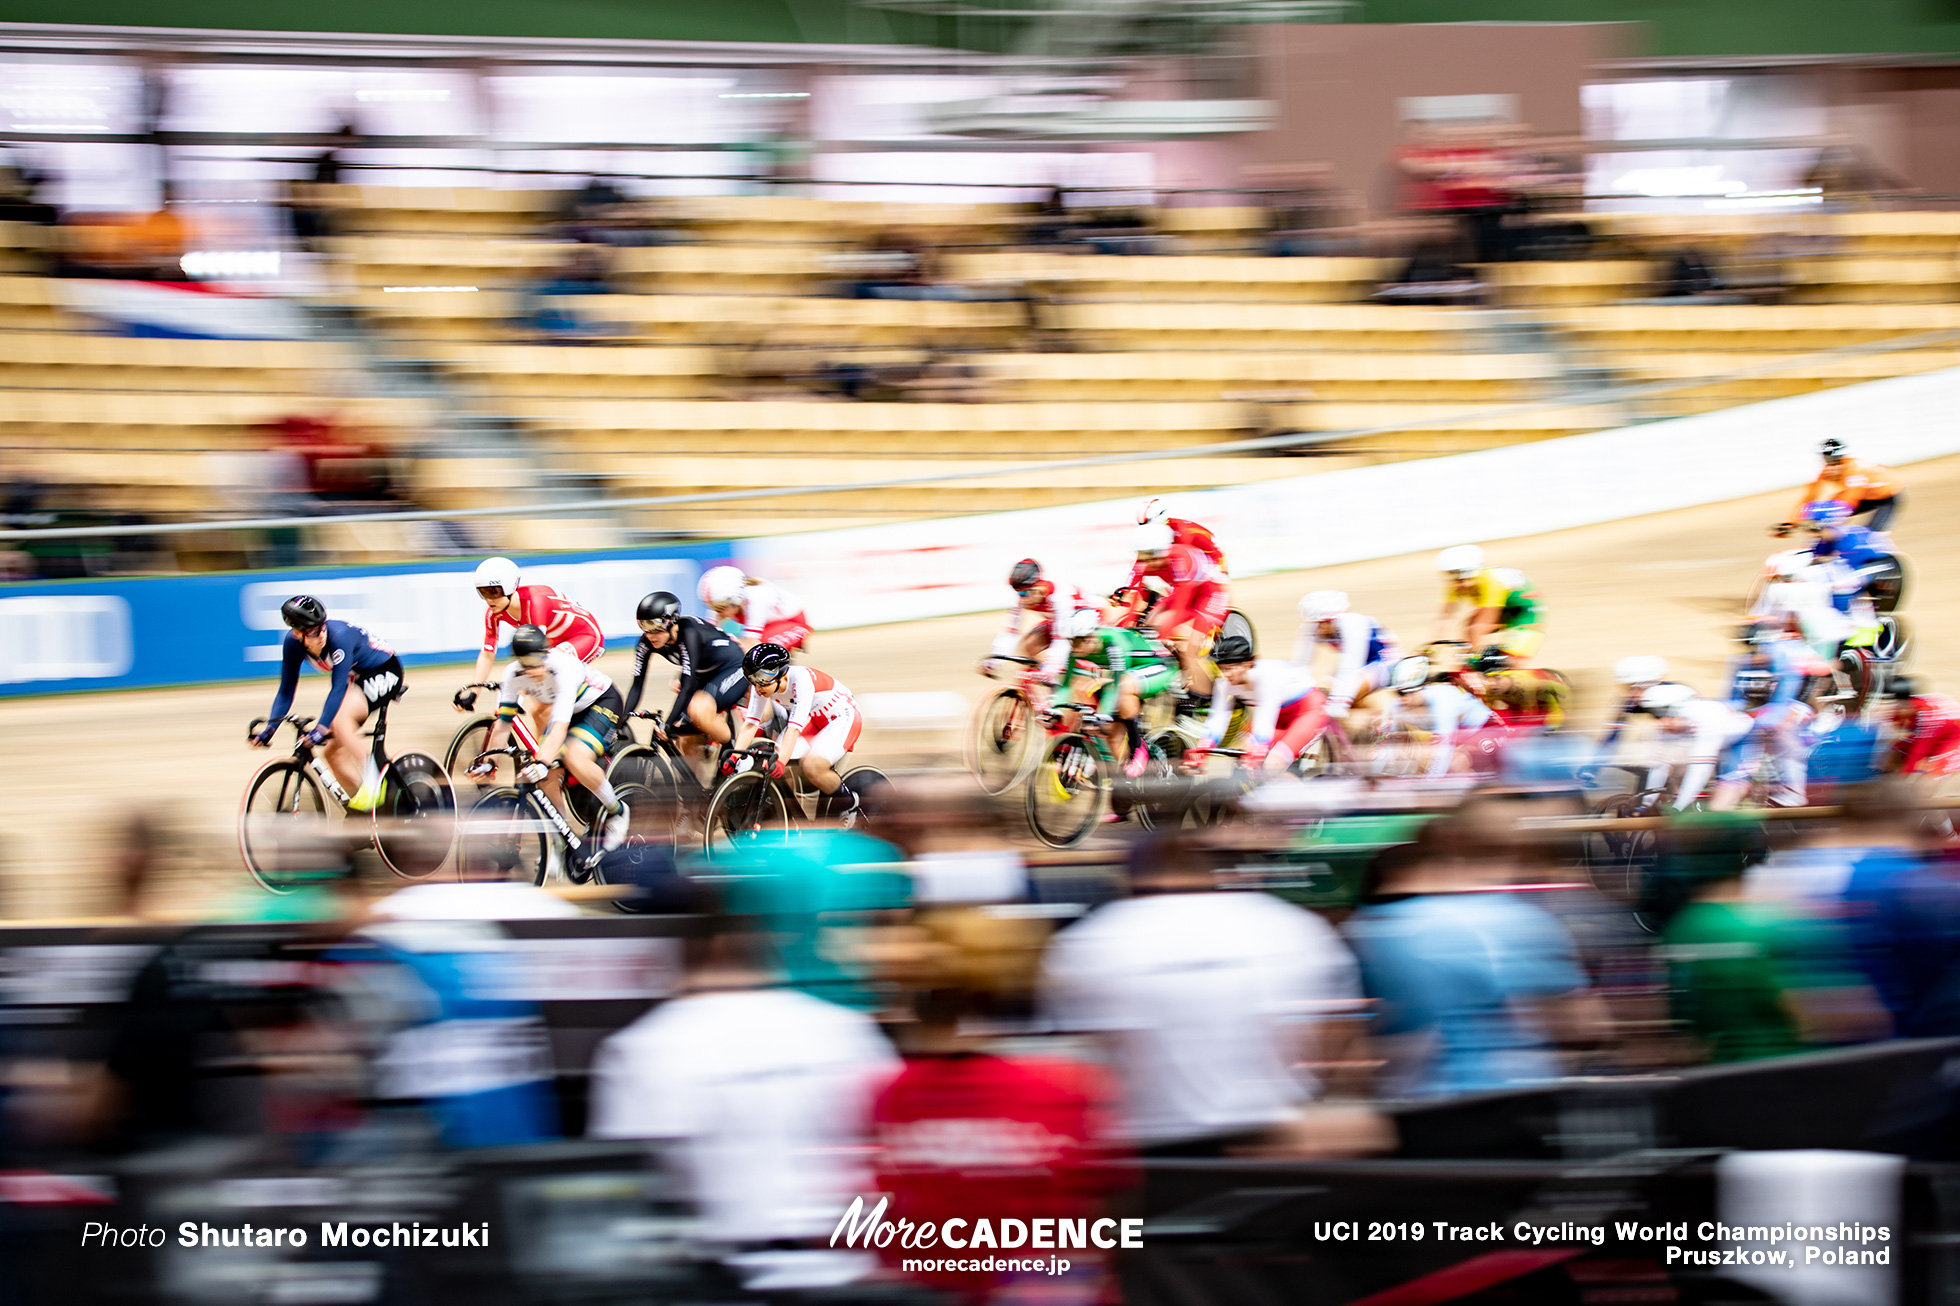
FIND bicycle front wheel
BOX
[702,771,794,858]
[462,786,550,886]
[445,715,511,788]
[1026,733,1109,849]
[240,759,332,894]
[372,751,457,880]
[965,686,1039,796]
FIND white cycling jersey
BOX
[1662,697,1755,810]
[731,580,805,641]
[1205,659,1319,748]
[741,665,857,738]
[1293,611,1399,707]
[1379,684,1494,778]
[501,648,613,730]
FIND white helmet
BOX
[1773,550,1811,580]
[1639,682,1695,716]
[699,565,746,608]
[1299,590,1349,622]
[1136,497,1167,527]
[1059,607,1100,640]
[1390,655,1430,694]
[1436,544,1484,574]
[473,556,520,596]
[1135,522,1174,557]
[1613,655,1667,686]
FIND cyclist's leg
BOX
[1268,691,1329,774]
[1016,621,1053,664]
[794,709,862,797]
[321,690,373,797]
[688,669,747,745]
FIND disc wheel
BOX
[239,759,332,894]
[703,771,795,858]
[372,751,457,880]
[462,786,549,886]
[1026,733,1109,849]
[824,765,894,828]
[445,715,512,788]
[965,686,1040,797]
[1221,609,1256,654]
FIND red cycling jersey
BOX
[1168,516,1224,568]
[483,584,605,664]
[1130,543,1229,636]
[1897,694,1960,775]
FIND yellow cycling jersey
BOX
[1444,566,1531,611]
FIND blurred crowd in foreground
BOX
[5,774,1960,1300]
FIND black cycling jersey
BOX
[623,616,745,722]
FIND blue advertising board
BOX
[0,543,737,698]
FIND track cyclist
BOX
[1294,591,1400,724]
[1131,522,1230,694]
[250,596,405,811]
[622,590,748,761]
[459,556,604,720]
[1637,683,1754,812]
[1433,545,1543,661]
[1778,438,1902,534]
[1185,635,1328,777]
[1882,676,1960,779]
[699,565,811,653]
[983,558,1088,676]
[1458,644,1568,730]
[1380,654,1500,778]
[730,643,866,820]
[472,624,632,852]
[1136,497,1225,568]
[1050,607,1174,778]
[1709,668,1813,810]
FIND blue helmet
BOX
[1801,499,1853,527]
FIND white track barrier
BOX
[739,365,1960,630]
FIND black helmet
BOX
[1008,558,1041,590]
[1735,669,1778,706]
[1468,645,1512,674]
[1212,634,1254,666]
[744,642,792,684]
[637,591,681,625]
[1888,674,1919,701]
[1820,437,1845,460]
[511,624,551,659]
[281,595,327,631]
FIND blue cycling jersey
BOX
[1813,524,1888,570]
[266,619,398,728]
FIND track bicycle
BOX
[700,739,893,857]
[461,741,656,891]
[1025,706,1200,848]
[965,655,1049,796]
[240,692,457,893]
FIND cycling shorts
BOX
[354,656,405,710]
[1157,582,1229,637]
[1089,658,1174,714]
[556,629,606,665]
[759,614,812,653]
[568,685,624,756]
[788,704,862,765]
[1270,690,1329,764]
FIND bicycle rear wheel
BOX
[372,751,457,880]
[1221,609,1256,654]
[1026,733,1109,849]
[1838,647,1877,714]
[824,765,893,828]
[239,759,333,894]
[965,686,1040,796]
[445,715,512,787]
[702,772,794,858]
[1584,790,1662,923]
[462,786,550,886]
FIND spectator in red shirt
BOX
[1884,676,1960,778]
[871,912,1133,1304]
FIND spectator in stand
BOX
[1344,803,1610,1096]
[523,243,617,343]
[1041,834,1381,1157]
[1397,120,1518,265]
[588,906,900,1293]
[1662,812,1890,1062]
[874,911,1131,1303]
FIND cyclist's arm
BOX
[1245,670,1283,749]
[1671,717,1724,809]
[485,664,524,751]
[264,634,304,724]
[473,609,502,686]
[1327,615,1368,707]
[314,631,356,728]
[989,596,1026,657]
[622,637,652,716]
[1425,687,1476,779]
[1291,622,1317,668]
[1203,676,1236,747]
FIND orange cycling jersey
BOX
[1797,458,1898,514]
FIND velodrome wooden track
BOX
[5,454,1958,918]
